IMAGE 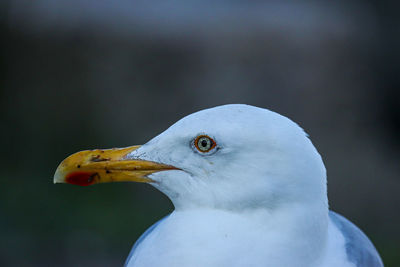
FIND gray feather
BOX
[329,211,383,267]
[124,215,170,267]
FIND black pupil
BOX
[201,139,208,148]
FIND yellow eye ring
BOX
[194,135,216,153]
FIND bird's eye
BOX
[194,135,216,153]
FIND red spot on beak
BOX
[66,172,96,186]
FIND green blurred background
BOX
[1,1,399,266]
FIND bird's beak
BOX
[54,145,177,186]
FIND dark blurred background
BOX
[1,1,399,266]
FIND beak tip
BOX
[53,168,66,184]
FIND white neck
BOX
[132,202,329,267]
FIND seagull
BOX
[54,104,383,267]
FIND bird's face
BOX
[55,104,327,211]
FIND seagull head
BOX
[54,104,327,211]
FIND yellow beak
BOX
[53,145,177,186]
